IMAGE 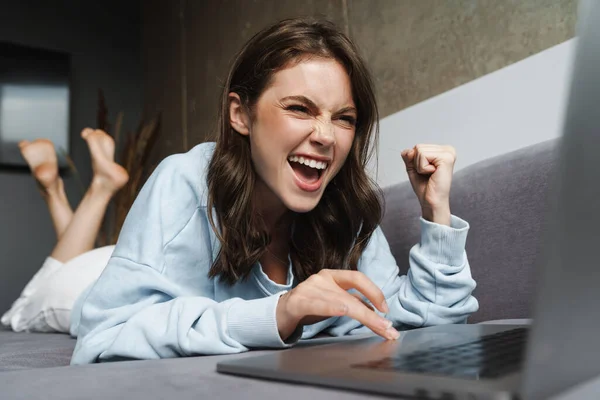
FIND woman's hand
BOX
[276,269,400,341]
[401,144,457,226]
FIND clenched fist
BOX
[401,144,457,226]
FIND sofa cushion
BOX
[0,328,75,372]
[381,139,558,323]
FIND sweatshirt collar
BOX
[251,256,294,295]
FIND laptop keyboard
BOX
[352,327,528,380]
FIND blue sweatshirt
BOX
[70,142,478,365]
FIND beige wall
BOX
[142,0,577,166]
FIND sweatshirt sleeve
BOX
[70,151,296,365]
[322,216,479,337]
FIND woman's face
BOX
[231,58,357,214]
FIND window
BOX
[0,42,70,168]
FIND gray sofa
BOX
[0,139,557,398]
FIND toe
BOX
[81,128,93,139]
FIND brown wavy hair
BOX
[207,17,383,285]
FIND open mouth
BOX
[287,155,329,185]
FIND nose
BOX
[310,120,336,147]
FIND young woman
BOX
[1,129,127,332]
[5,16,478,362]
[69,16,479,364]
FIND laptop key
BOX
[352,328,528,379]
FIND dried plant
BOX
[94,89,162,246]
[57,148,86,196]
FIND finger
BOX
[300,287,396,340]
[350,292,375,311]
[401,148,414,157]
[415,149,436,174]
[298,296,350,319]
[430,149,457,166]
[401,149,416,171]
[418,145,456,166]
[400,148,414,160]
[294,278,400,341]
[293,286,363,320]
[340,291,399,340]
[320,270,388,313]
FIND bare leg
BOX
[50,129,129,263]
[19,140,74,239]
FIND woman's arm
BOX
[71,255,292,364]
[304,144,478,337]
[317,220,478,337]
[71,146,299,364]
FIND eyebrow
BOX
[281,95,357,115]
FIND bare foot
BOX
[19,139,60,191]
[81,128,129,194]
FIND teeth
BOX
[288,155,328,170]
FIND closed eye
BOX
[339,115,356,126]
[287,104,310,113]
[286,103,356,126]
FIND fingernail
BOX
[380,319,392,329]
[387,327,400,340]
[381,301,389,313]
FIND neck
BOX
[253,179,293,285]
[253,178,289,235]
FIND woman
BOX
[6,17,479,363]
[70,16,478,364]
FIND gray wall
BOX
[374,39,576,187]
[142,0,576,166]
[0,1,142,312]
[349,0,576,117]
[142,0,346,168]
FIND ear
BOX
[229,92,251,136]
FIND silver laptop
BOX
[217,1,600,398]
